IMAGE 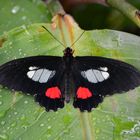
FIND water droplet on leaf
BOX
[40,123,44,127]
[47,126,51,129]
[24,100,28,104]
[14,112,18,115]
[11,6,20,14]
[11,122,17,127]
[0,101,3,105]
[20,115,26,120]
[1,121,6,125]
[22,16,27,20]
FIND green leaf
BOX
[0,0,52,35]
[0,23,140,140]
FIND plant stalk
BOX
[79,112,95,140]
[106,0,140,28]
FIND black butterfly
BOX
[0,46,140,112]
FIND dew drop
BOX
[24,100,28,104]
[21,25,26,30]
[14,112,18,115]
[95,129,100,134]
[18,49,22,52]
[47,118,50,122]
[40,123,44,127]
[11,6,20,14]
[1,121,6,126]
[22,125,28,130]
[47,134,51,138]
[95,136,98,140]
[92,117,97,121]
[70,135,74,138]
[10,131,13,134]
[22,16,27,20]
[4,50,7,54]
[11,122,17,127]
[14,56,17,60]
[20,115,26,120]
[55,111,58,114]
[63,129,69,134]
[0,101,3,105]
[47,126,51,129]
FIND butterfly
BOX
[0,26,140,112]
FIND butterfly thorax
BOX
[63,47,73,57]
[63,47,74,70]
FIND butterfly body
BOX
[0,47,140,111]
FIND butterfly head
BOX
[63,47,74,57]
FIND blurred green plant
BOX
[59,0,140,34]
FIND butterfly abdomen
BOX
[62,72,74,103]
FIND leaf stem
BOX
[79,112,95,140]
[106,0,140,28]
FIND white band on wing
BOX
[27,66,56,83]
[81,67,109,83]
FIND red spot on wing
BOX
[77,87,92,99]
[45,87,61,99]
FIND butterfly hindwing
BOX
[35,86,64,111]
[73,86,103,112]
[0,56,65,111]
[72,56,140,111]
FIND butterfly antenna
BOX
[42,26,65,47]
[70,31,85,47]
